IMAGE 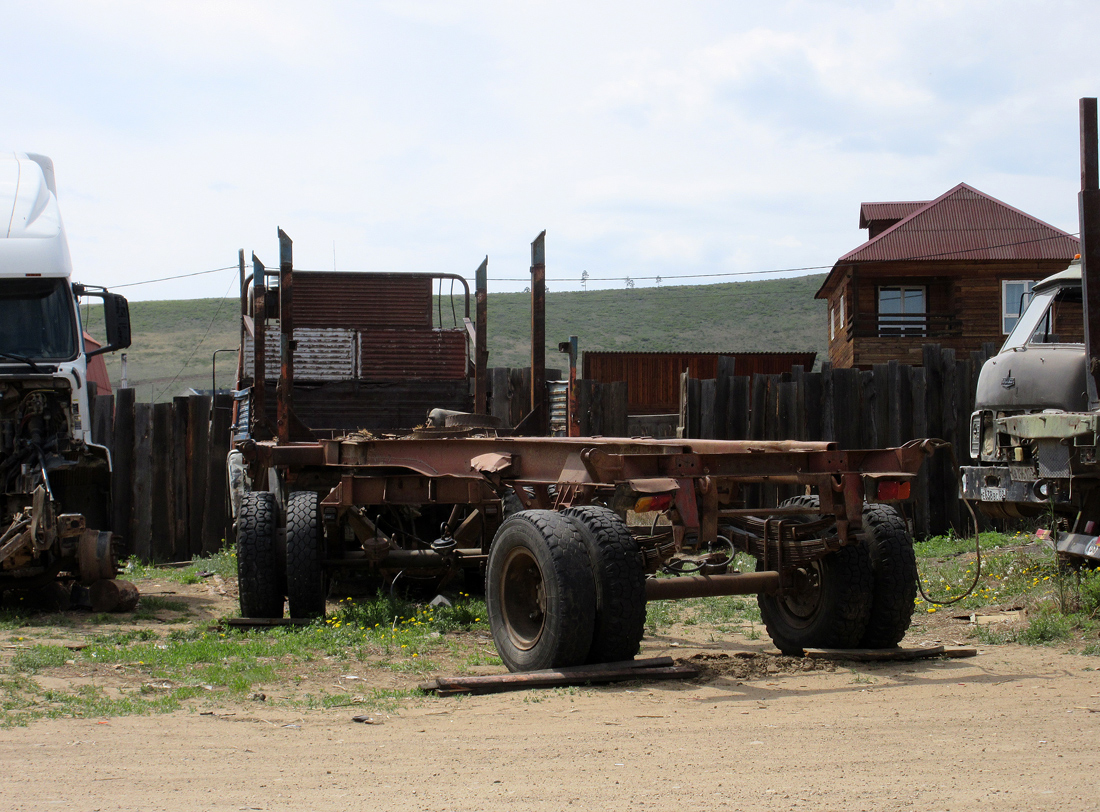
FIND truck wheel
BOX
[237,491,283,618]
[486,510,596,672]
[757,495,872,656]
[859,504,918,648]
[561,506,646,663]
[286,491,327,619]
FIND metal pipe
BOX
[645,571,780,601]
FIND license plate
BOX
[980,486,1007,502]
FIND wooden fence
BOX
[677,343,997,538]
[95,343,987,562]
[89,389,233,563]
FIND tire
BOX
[286,491,327,619]
[561,506,647,663]
[237,491,283,618]
[486,510,596,672]
[757,495,872,656]
[859,503,918,648]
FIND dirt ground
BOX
[1,578,1098,811]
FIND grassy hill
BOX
[87,273,828,402]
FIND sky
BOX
[3,0,1100,300]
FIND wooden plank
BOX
[677,371,688,438]
[420,656,675,689]
[203,392,234,554]
[578,379,600,436]
[776,381,798,503]
[716,355,736,380]
[699,378,716,439]
[150,403,173,563]
[713,375,730,440]
[887,360,902,447]
[171,397,189,559]
[833,368,861,449]
[424,665,701,696]
[910,366,929,537]
[92,394,114,448]
[923,344,948,534]
[727,376,750,441]
[604,381,628,438]
[490,368,512,429]
[686,378,701,439]
[804,646,945,662]
[859,370,876,450]
[872,364,890,448]
[821,366,835,442]
[110,389,135,550]
[801,372,823,442]
[187,395,212,558]
[130,402,153,562]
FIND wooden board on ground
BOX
[803,646,977,662]
[419,657,697,696]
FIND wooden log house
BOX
[817,183,1081,369]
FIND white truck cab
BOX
[0,152,131,590]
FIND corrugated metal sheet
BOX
[360,329,468,380]
[291,272,432,330]
[840,184,1080,264]
[858,201,928,229]
[548,381,568,436]
[243,327,358,381]
[582,351,817,414]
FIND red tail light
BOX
[876,480,911,501]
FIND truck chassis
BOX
[235,432,931,669]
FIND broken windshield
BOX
[0,279,79,362]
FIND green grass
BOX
[0,571,491,726]
[915,529,1100,649]
[84,274,828,401]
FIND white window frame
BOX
[877,285,927,337]
[1002,279,1038,335]
[829,305,835,341]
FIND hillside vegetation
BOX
[87,273,828,402]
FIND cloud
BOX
[1,1,1097,300]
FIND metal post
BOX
[236,248,246,391]
[276,228,294,445]
[530,230,546,435]
[1080,98,1100,410]
[475,257,488,414]
[566,335,579,436]
[252,253,268,437]
[212,349,237,394]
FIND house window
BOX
[878,286,926,336]
[1002,279,1037,334]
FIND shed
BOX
[582,351,817,415]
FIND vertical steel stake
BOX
[530,230,547,435]
[1080,98,1100,410]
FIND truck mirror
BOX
[103,292,132,351]
[86,292,132,356]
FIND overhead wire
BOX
[152,272,239,402]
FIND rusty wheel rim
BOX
[779,564,823,625]
[499,546,546,651]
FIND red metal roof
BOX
[840,183,1079,264]
[858,201,928,229]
